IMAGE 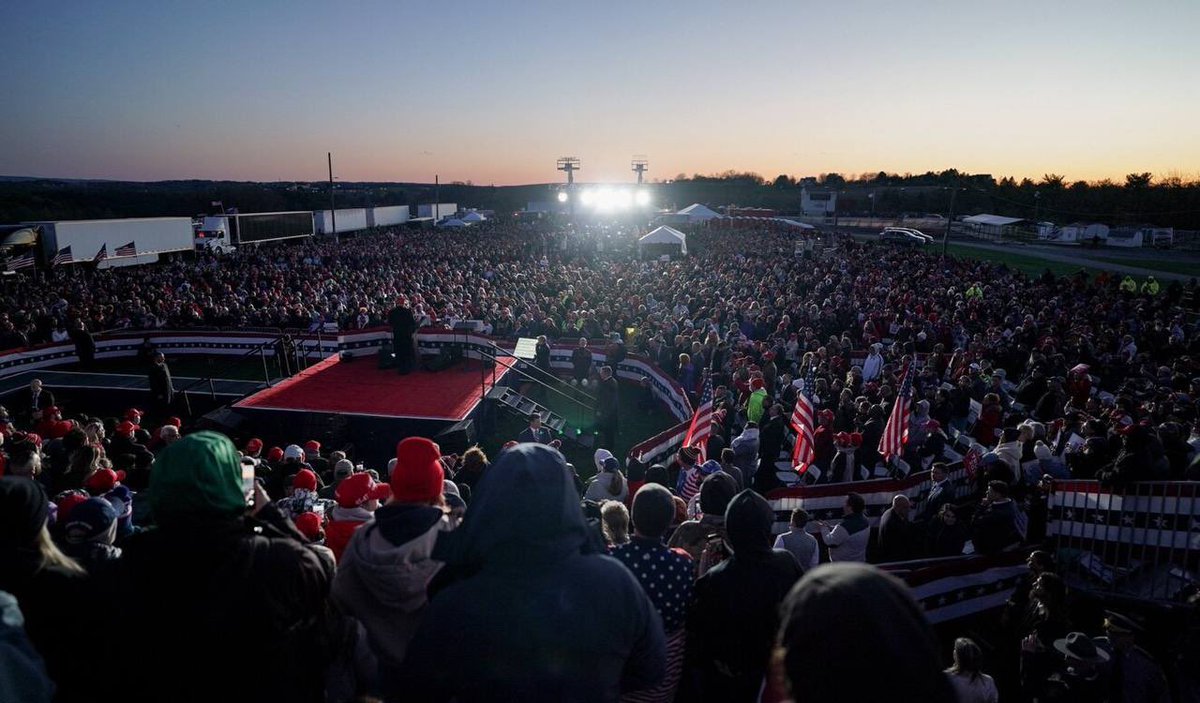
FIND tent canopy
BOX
[962,214,1025,227]
[0,226,39,249]
[676,203,720,221]
[438,218,468,228]
[462,212,486,222]
[638,226,688,255]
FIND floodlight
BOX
[557,191,568,203]
[635,190,651,206]
[580,190,595,205]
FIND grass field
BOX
[1086,257,1200,278]
[941,243,1114,279]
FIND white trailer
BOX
[314,208,369,234]
[27,217,193,268]
[417,203,457,220]
[367,205,410,227]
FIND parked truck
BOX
[194,211,315,253]
[26,217,194,268]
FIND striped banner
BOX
[765,460,971,534]
[883,551,1030,624]
[1047,480,1200,550]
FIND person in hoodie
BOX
[774,563,957,703]
[817,492,870,562]
[325,472,392,563]
[729,422,760,486]
[585,448,628,503]
[399,443,666,702]
[685,489,803,701]
[333,436,451,699]
[101,432,333,703]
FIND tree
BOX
[772,174,795,189]
[1124,172,1153,188]
[1040,174,1066,189]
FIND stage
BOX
[217,355,511,468]
[234,355,507,421]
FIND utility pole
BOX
[941,186,958,257]
[435,175,440,222]
[328,152,338,244]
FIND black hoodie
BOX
[399,443,665,702]
[777,563,957,703]
[686,490,803,701]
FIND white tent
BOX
[676,203,720,222]
[462,211,486,223]
[438,218,468,228]
[638,226,688,256]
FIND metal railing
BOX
[1045,480,1199,605]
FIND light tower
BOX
[631,156,649,184]
[556,157,581,184]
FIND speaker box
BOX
[423,347,459,372]
[435,418,476,454]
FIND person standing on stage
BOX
[388,297,418,375]
[596,365,619,450]
[70,319,96,370]
[148,352,175,418]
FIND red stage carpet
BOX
[235,356,508,421]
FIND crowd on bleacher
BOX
[0,222,1199,701]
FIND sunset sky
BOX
[2,0,1197,185]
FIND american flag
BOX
[6,252,35,271]
[879,359,914,462]
[115,241,137,257]
[681,374,714,463]
[790,364,817,472]
[92,243,107,263]
[51,246,73,266]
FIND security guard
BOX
[1093,610,1169,703]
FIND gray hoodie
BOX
[332,503,447,669]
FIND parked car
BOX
[882,227,934,243]
[879,229,929,246]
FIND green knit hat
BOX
[149,431,246,524]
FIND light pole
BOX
[328,152,337,244]
[868,192,875,223]
[941,186,959,257]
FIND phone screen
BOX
[242,463,256,506]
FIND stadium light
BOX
[635,190,651,206]
[557,191,568,203]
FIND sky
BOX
[2,0,1197,185]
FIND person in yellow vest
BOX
[965,283,983,300]
[1119,276,1137,294]
[1140,276,1160,295]
[745,377,769,426]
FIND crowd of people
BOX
[1,219,1199,701]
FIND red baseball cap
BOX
[115,421,137,437]
[266,446,285,463]
[244,438,264,455]
[303,440,321,453]
[55,492,89,524]
[335,472,392,508]
[165,416,182,428]
[294,512,324,541]
[125,408,143,422]
[84,468,126,494]
[292,469,318,492]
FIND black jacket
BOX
[596,376,619,421]
[876,507,916,563]
[757,414,785,465]
[399,444,665,702]
[101,504,334,703]
[149,362,173,403]
[686,490,803,702]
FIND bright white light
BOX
[580,190,595,205]
[616,189,633,209]
[556,191,568,203]
[635,190,651,206]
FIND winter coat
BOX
[822,512,870,562]
[398,444,665,702]
[971,499,1021,554]
[729,428,760,478]
[101,504,333,703]
[332,503,446,678]
[686,491,803,701]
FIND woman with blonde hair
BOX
[0,477,89,698]
[600,500,630,546]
